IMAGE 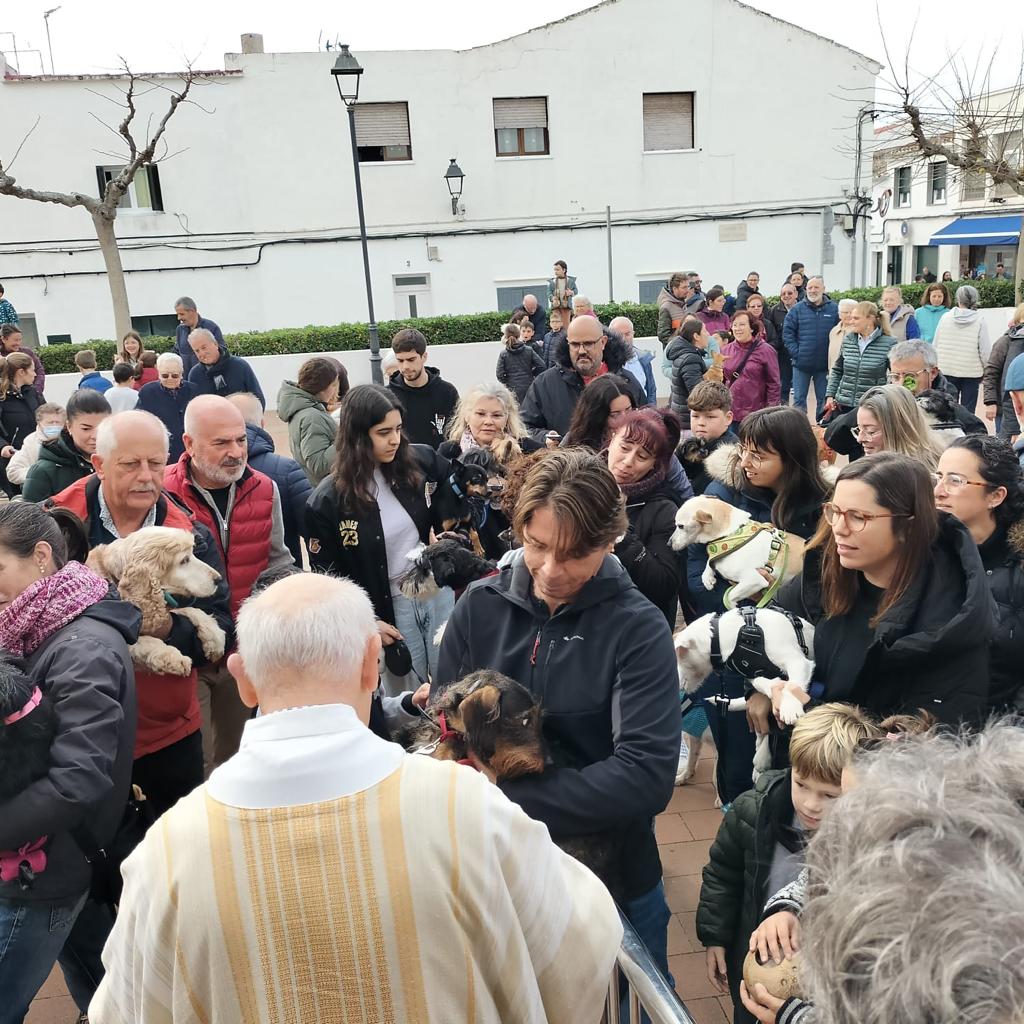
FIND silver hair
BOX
[888,339,938,369]
[95,410,170,459]
[837,298,858,312]
[174,296,197,311]
[226,392,263,427]
[881,285,903,301]
[801,722,1024,1024]
[807,276,825,287]
[235,575,377,690]
[155,352,183,372]
[188,327,216,347]
[572,294,593,310]
[956,284,980,309]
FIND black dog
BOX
[0,657,57,890]
[431,455,494,555]
[401,538,496,601]
[917,388,966,440]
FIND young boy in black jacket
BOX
[696,703,879,1024]
[677,381,738,494]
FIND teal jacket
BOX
[825,329,894,408]
[915,304,949,343]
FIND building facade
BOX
[1,0,880,347]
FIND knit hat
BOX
[1006,353,1024,392]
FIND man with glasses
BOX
[137,351,198,462]
[520,313,644,441]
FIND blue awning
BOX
[929,214,1022,246]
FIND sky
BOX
[2,0,1022,92]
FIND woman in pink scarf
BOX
[0,502,140,1021]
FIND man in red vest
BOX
[163,394,296,774]
[48,409,233,816]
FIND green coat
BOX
[21,433,94,503]
[696,769,793,1015]
[825,329,894,408]
[276,381,337,487]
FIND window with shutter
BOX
[642,93,695,152]
[354,102,412,162]
[95,165,163,210]
[492,97,549,157]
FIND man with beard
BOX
[48,410,233,814]
[164,395,295,774]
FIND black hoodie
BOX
[387,366,459,449]
[519,329,645,440]
[433,557,679,900]
[0,598,140,904]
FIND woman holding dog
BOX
[771,452,991,726]
[306,384,454,695]
[721,309,780,423]
[0,502,139,1021]
[439,381,542,465]
[934,435,1024,714]
[605,406,683,627]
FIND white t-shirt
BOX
[373,468,421,597]
[106,387,139,413]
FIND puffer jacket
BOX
[0,598,139,905]
[782,299,840,373]
[496,341,546,404]
[244,423,311,567]
[616,480,681,627]
[277,380,338,486]
[722,339,780,421]
[932,306,992,378]
[665,334,706,427]
[775,514,993,725]
[885,304,921,342]
[982,323,1024,435]
[21,430,94,503]
[825,329,894,408]
[978,520,1024,713]
[657,286,690,345]
[697,769,794,1023]
[735,281,760,309]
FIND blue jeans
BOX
[791,368,828,419]
[944,375,981,415]
[387,588,456,695]
[0,892,112,1021]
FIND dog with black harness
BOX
[674,607,816,784]
[430,454,495,556]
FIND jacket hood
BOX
[38,430,89,469]
[388,366,443,392]
[77,596,142,646]
[552,329,631,374]
[276,380,325,423]
[888,304,914,323]
[705,443,745,490]
[951,307,981,325]
[245,422,274,459]
[657,286,689,318]
[1007,322,1024,340]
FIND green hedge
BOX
[36,283,1016,373]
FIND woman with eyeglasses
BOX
[934,435,1024,714]
[770,452,991,727]
[845,384,945,470]
[136,351,198,463]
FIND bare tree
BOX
[0,63,197,340]
[875,35,1024,302]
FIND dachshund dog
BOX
[401,538,497,601]
[432,456,493,555]
[0,657,57,890]
[87,526,226,676]
[409,670,626,899]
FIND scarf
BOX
[459,428,480,455]
[0,561,111,657]
[620,465,668,502]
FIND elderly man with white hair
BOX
[136,351,198,461]
[164,394,296,775]
[515,292,548,338]
[90,573,624,1024]
[186,327,266,407]
[610,314,657,405]
[49,409,232,815]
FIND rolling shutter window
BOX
[642,93,695,152]
[354,103,411,147]
[493,97,548,131]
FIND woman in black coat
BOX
[0,351,42,497]
[934,434,1024,714]
[605,406,683,627]
[773,452,992,726]
[305,385,452,693]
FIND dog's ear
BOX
[459,684,503,763]
[86,543,120,581]
[674,633,691,653]
[695,509,713,525]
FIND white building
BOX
[869,88,1023,286]
[0,0,881,347]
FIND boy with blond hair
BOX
[696,704,880,1023]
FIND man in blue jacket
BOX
[186,329,266,408]
[782,276,839,420]
[174,296,223,377]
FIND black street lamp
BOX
[331,44,382,384]
[444,158,465,216]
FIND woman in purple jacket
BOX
[722,309,780,422]
[696,286,733,336]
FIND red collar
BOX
[437,711,478,771]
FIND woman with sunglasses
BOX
[934,435,1024,714]
[770,452,991,727]
[136,352,198,463]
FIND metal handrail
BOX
[605,911,698,1024]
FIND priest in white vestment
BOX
[90,573,622,1024]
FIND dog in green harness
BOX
[670,495,806,608]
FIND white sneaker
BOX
[675,736,693,786]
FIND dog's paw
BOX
[778,686,808,726]
[701,564,717,591]
[131,637,192,677]
[173,607,226,663]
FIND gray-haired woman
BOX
[931,285,992,413]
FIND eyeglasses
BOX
[931,471,990,492]
[885,369,928,384]
[850,425,881,442]
[822,503,913,533]
[568,340,601,350]
[737,446,765,468]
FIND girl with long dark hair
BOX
[305,384,452,692]
[562,375,636,450]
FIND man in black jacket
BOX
[434,448,678,979]
[519,316,645,441]
[387,328,459,449]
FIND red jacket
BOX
[51,475,201,759]
[163,454,274,619]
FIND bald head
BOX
[228,573,381,718]
[566,314,607,375]
[183,395,248,488]
[608,316,634,344]
[522,294,538,314]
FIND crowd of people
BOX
[0,266,1022,1024]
